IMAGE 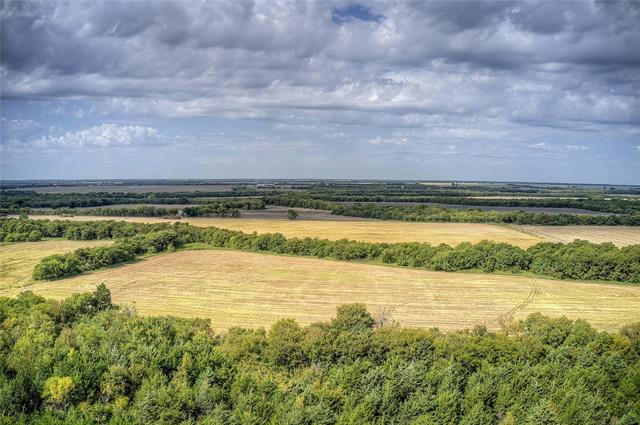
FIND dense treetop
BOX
[1,286,639,424]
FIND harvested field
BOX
[13,250,640,332]
[0,240,112,290]
[517,225,640,247]
[233,206,370,220]
[24,215,543,247]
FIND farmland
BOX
[22,213,640,246]
[0,239,112,290]
[24,214,545,247]
[519,225,640,246]
[6,247,639,332]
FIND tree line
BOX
[1,286,639,424]
[4,218,636,283]
[308,194,640,215]
[266,195,640,226]
[1,199,265,219]
[0,190,271,209]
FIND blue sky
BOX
[1,1,639,184]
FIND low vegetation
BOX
[1,286,639,424]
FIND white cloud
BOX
[368,136,408,146]
[33,124,159,149]
[565,145,588,150]
[1,117,40,132]
[528,142,549,150]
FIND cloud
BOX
[368,137,407,146]
[2,0,638,132]
[32,124,159,149]
[529,142,549,150]
[1,117,40,132]
[1,0,638,183]
[565,145,589,151]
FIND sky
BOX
[1,0,639,184]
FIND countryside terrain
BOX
[4,247,637,332]
[4,2,640,422]
[21,213,640,246]
[2,179,639,332]
[1,179,639,424]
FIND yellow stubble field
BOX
[10,248,640,332]
[25,215,544,247]
[24,214,640,247]
[0,239,113,290]
[518,225,640,247]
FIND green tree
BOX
[42,376,74,407]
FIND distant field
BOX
[19,184,235,193]
[0,240,112,290]
[24,215,543,247]
[12,249,640,332]
[518,225,640,247]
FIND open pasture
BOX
[25,214,544,247]
[14,249,640,332]
[518,225,640,247]
[0,240,112,290]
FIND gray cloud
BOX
[1,0,639,182]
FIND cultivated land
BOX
[0,239,112,290]
[518,225,640,247]
[10,249,640,332]
[24,215,544,247]
[23,214,640,246]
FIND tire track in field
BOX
[78,253,179,283]
[491,278,542,327]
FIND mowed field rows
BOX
[24,214,640,246]
[518,225,640,247]
[25,215,544,247]
[12,249,640,332]
[0,240,112,290]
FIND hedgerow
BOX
[3,217,636,283]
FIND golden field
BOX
[6,247,639,332]
[0,239,112,290]
[24,214,640,247]
[25,215,544,247]
[518,225,640,247]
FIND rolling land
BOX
[24,214,545,246]
[0,239,113,290]
[23,213,640,246]
[8,248,639,332]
